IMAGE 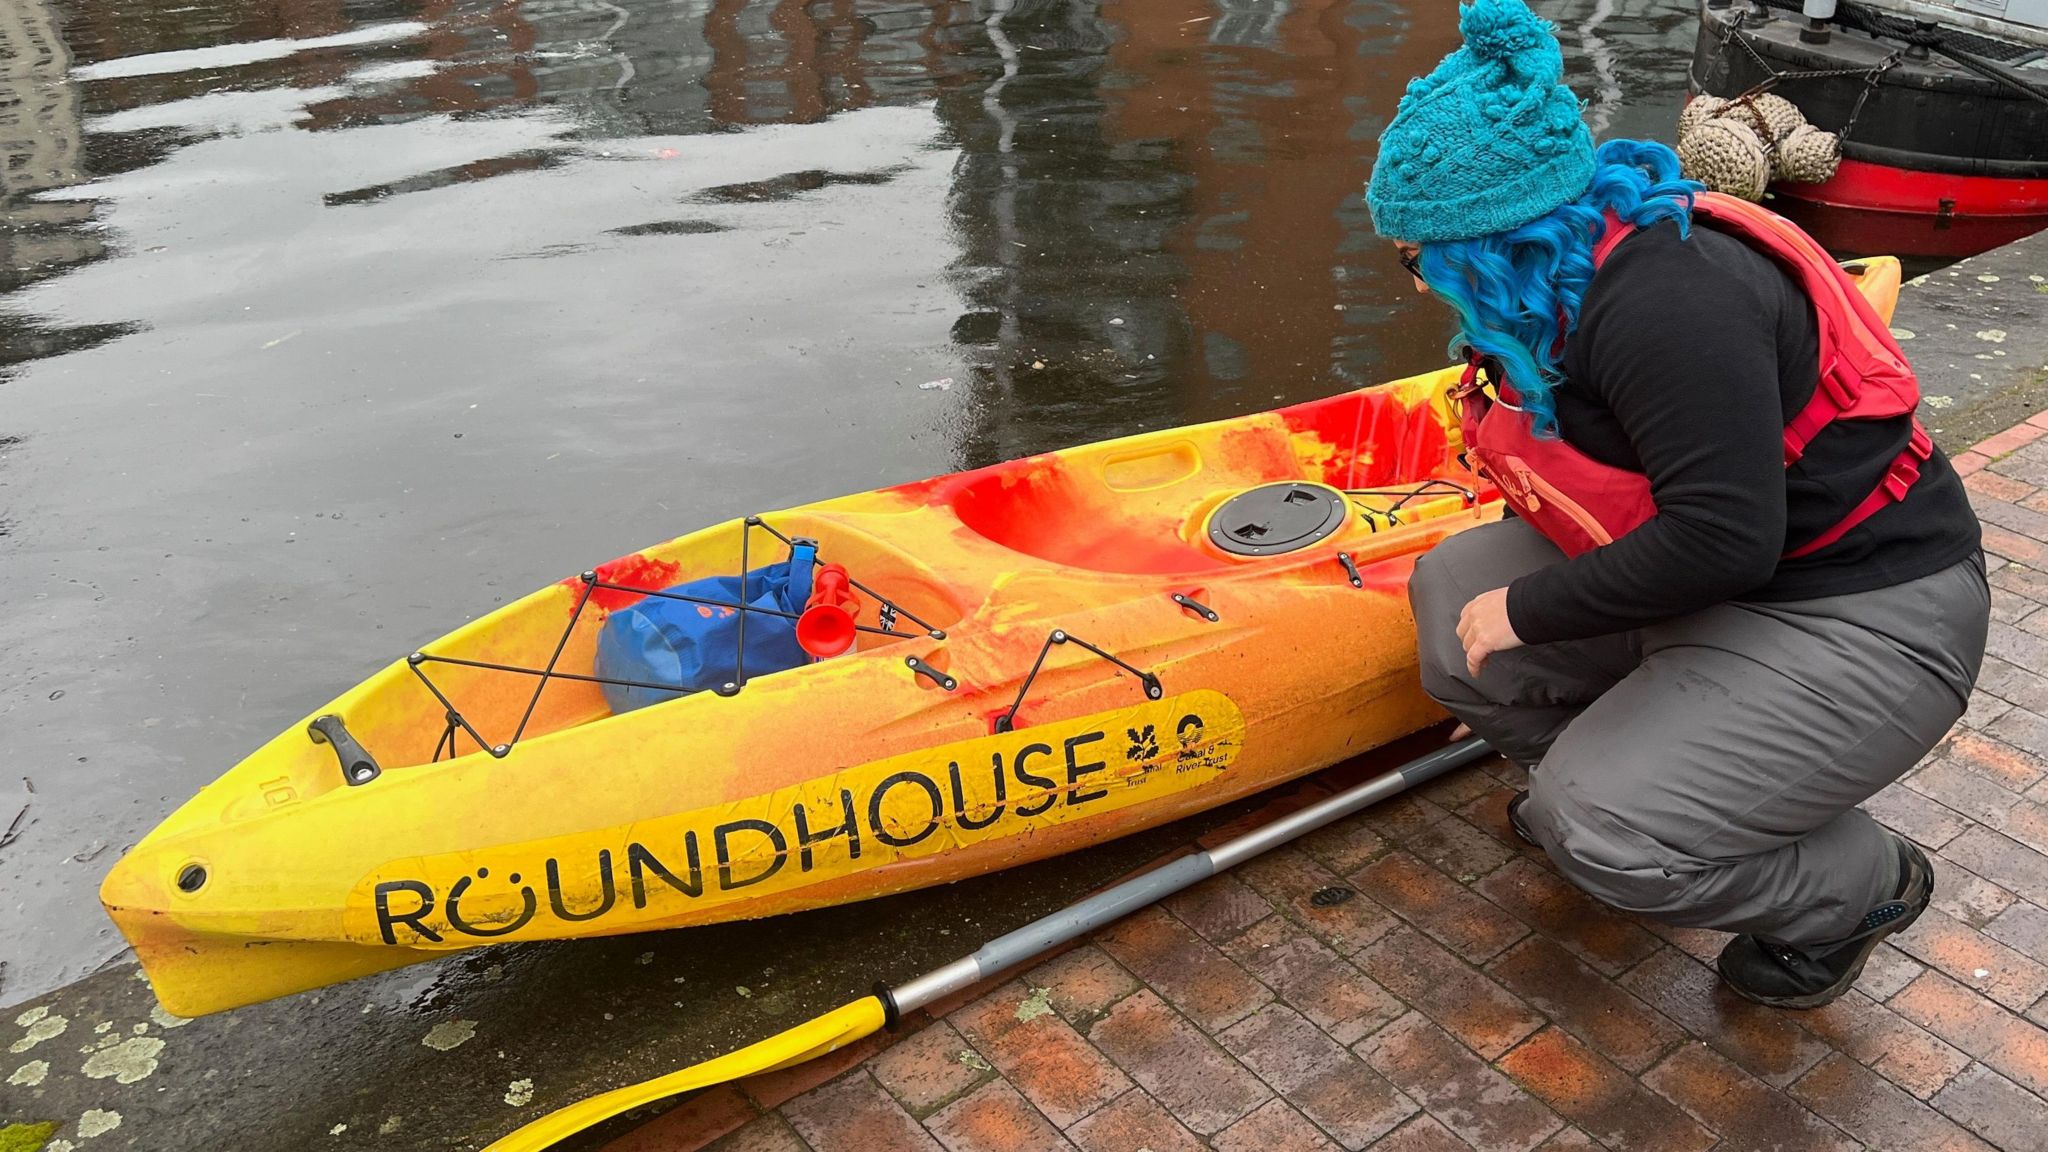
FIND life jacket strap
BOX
[1783,423,1934,560]
[1784,355,1864,465]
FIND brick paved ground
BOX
[607,416,2048,1152]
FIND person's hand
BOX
[1457,588,1524,677]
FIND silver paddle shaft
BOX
[889,737,1491,1016]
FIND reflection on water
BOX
[0,0,130,365]
[0,0,1698,1004]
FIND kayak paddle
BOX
[484,735,1492,1151]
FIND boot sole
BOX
[1717,844,1934,1011]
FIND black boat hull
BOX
[1688,0,2047,258]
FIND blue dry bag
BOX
[594,541,818,714]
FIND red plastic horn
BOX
[796,563,859,658]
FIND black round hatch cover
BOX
[1207,483,1346,557]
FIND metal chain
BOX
[1725,13,1901,82]
[1837,53,1904,141]
[1717,11,1903,144]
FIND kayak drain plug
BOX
[177,864,208,893]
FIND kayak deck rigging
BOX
[402,513,947,763]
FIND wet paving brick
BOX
[1893,905,2048,1011]
[603,1085,759,1152]
[1792,989,1972,1100]
[1209,1098,1336,1152]
[1942,826,2048,898]
[951,980,1132,1129]
[1926,1062,2048,1152]
[1473,857,1662,976]
[1062,1089,1202,1152]
[922,1079,1074,1152]
[1086,990,1270,1136]
[781,1071,946,1152]
[1356,926,1544,1060]
[1350,851,1529,963]
[1222,915,1406,1046]
[1485,935,1685,1073]
[1356,1012,1561,1152]
[1273,1038,1420,1148]
[1638,1042,1858,1152]
[1889,971,2048,1099]
[1496,1028,1715,1152]
[1927,863,2021,930]
[1161,873,1275,946]
[1864,783,1974,849]
[1094,905,1273,1033]
[1789,1052,1994,1152]
[1021,944,1141,1031]
[1398,815,1517,884]
[868,1020,995,1118]
[697,1115,811,1152]
[1237,847,1401,957]
[1618,948,1833,1089]
[1858,943,1929,1002]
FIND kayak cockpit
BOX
[943,377,1474,573]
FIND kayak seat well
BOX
[947,386,1469,574]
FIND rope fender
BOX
[1677,91,1843,201]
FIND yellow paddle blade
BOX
[482,996,889,1152]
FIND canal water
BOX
[2,0,1700,1145]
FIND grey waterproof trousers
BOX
[1411,519,1989,946]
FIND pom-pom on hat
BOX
[1367,0,1596,243]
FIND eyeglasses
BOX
[1397,247,1423,281]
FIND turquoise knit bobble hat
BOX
[1366,0,1595,244]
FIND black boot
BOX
[1507,790,1538,846]
[1715,833,1933,1010]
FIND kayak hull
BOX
[110,680,1448,1018]
[104,366,1488,1017]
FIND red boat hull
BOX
[1768,159,2048,261]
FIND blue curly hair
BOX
[1415,139,1701,436]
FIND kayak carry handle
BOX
[308,714,381,786]
[905,656,958,691]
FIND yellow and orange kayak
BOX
[98,257,1902,1019]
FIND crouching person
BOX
[1372,0,1988,1008]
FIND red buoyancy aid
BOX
[1456,191,1933,561]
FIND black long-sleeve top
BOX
[1502,219,1981,646]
